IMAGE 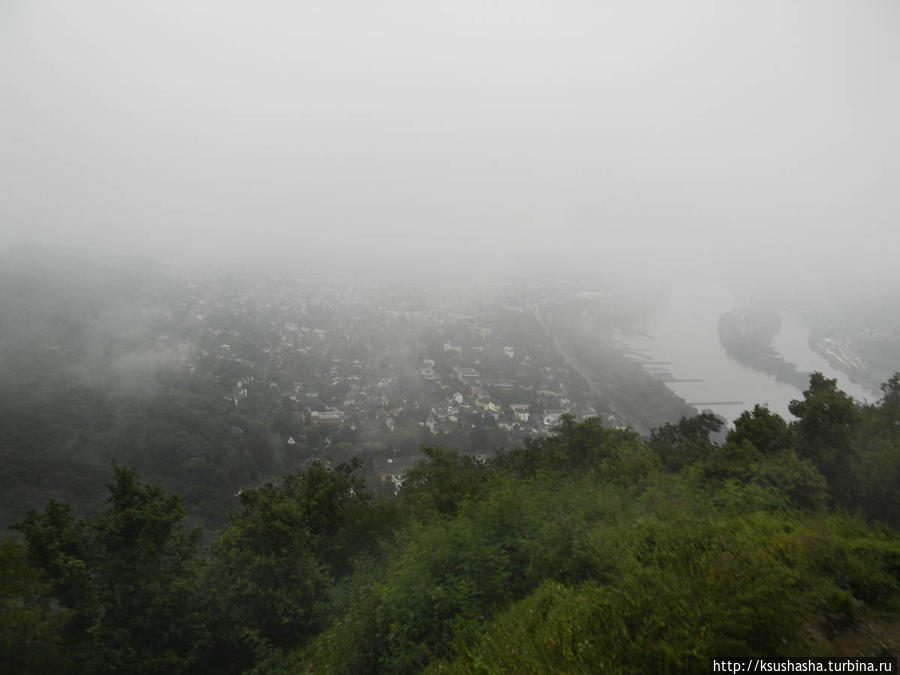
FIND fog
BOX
[6,5,900,662]
[1,0,898,292]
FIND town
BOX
[175,272,637,494]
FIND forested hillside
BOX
[2,373,900,674]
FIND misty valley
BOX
[3,0,899,670]
[2,255,900,673]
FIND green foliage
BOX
[295,398,900,674]
[790,373,861,450]
[209,485,330,650]
[299,477,627,673]
[7,375,900,674]
[649,412,722,470]
[494,415,657,482]
[206,459,397,659]
[401,446,492,517]
[752,449,829,510]
[853,433,900,529]
[86,467,206,674]
[433,509,900,673]
[694,439,828,511]
[14,468,206,674]
[380,481,601,670]
[847,372,900,528]
[789,372,861,503]
[13,500,93,625]
[801,514,900,609]
[289,458,387,575]
[879,373,900,419]
[0,536,71,675]
[729,404,793,455]
[697,439,764,483]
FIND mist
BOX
[1,0,897,293]
[6,5,900,668]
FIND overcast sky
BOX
[1,0,897,288]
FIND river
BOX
[622,279,876,428]
[772,313,878,404]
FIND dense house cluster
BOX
[172,274,624,485]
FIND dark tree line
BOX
[3,373,900,673]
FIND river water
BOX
[623,280,877,428]
[772,313,877,404]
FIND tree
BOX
[12,498,97,667]
[847,373,900,527]
[291,458,382,576]
[0,536,71,674]
[788,373,860,503]
[649,413,723,471]
[728,404,792,456]
[15,468,206,675]
[13,500,93,626]
[209,486,329,656]
[207,460,387,656]
[90,467,206,674]
[876,372,900,425]
[401,447,490,517]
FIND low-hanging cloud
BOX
[1,0,897,294]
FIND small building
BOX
[452,366,481,387]
[443,342,462,354]
[510,404,530,423]
[311,410,345,425]
[543,409,570,428]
